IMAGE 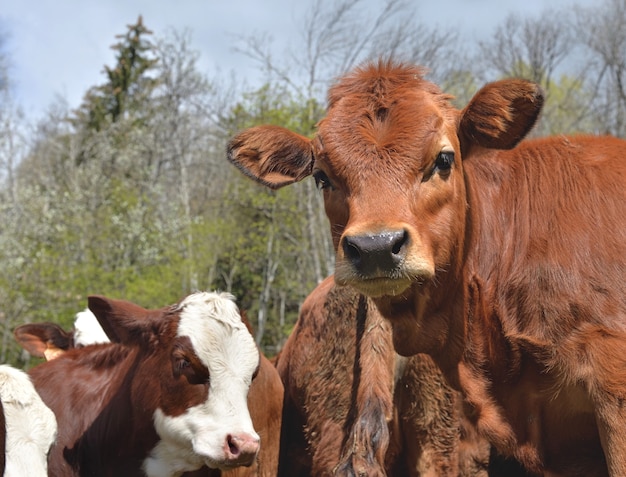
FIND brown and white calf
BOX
[228,60,626,476]
[25,292,261,477]
[15,306,284,477]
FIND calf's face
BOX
[228,64,543,302]
[88,291,261,473]
[312,86,466,298]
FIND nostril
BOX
[224,433,260,463]
[227,434,240,457]
[343,237,362,263]
[391,229,409,256]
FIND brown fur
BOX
[227,60,626,476]
[275,276,489,476]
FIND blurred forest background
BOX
[1,0,625,365]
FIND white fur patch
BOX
[0,365,57,477]
[73,308,111,347]
[143,292,260,476]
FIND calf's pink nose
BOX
[224,432,260,466]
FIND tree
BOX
[0,23,213,365]
[478,12,573,86]
[8,1,625,361]
[217,84,325,349]
[574,0,626,136]
[0,27,35,363]
[475,9,598,135]
[73,16,159,132]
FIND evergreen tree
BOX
[73,16,158,132]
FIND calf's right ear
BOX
[88,295,151,345]
[227,125,314,190]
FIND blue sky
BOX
[1,0,593,121]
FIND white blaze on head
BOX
[73,308,111,347]
[146,292,260,475]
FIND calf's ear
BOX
[459,79,544,152]
[88,295,150,345]
[227,125,314,189]
[13,323,72,359]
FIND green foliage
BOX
[440,69,479,108]
[2,30,326,361]
[538,74,595,135]
[3,2,626,363]
[225,83,324,135]
[193,163,316,351]
[211,84,326,349]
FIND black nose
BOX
[342,230,408,276]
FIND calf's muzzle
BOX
[342,229,408,276]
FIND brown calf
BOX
[228,60,626,476]
[276,275,489,476]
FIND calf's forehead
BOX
[316,88,459,181]
[176,292,259,378]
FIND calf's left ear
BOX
[13,323,72,359]
[459,79,544,152]
[227,125,314,190]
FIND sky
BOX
[1,0,595,121]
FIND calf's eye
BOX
[313,170,333,190]
[435,151,454,171]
